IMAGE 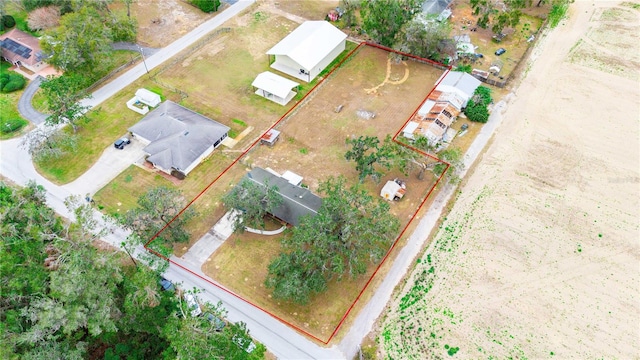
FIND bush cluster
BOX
[190,0,221,13]
[464,86,492,123]
[0,72,26,93]
[0,15,16,30]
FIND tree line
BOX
[0,181,265,359]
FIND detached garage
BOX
[251,71,299,106]
[267,21,347,83]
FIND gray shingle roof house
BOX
[242,167,322,226]
[129,101,229,177]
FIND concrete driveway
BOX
[62,137,146,196]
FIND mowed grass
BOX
[0,62,30,140]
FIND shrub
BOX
[0,74,9,89]
[455,64,472,73]
[108,14,138,42]
[474,85,492,106]
[0,118,28,134]
[464,99,489,123]
[1,73,26,93]
[190,0,221,13]
[2,15,16,29]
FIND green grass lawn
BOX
[1,2,41,36]
[0,62,30,140]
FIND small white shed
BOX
[252,72,299,106]
[135,89,161,107]
[402,121,420,140]
[380,180,406,201]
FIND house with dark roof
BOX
[0,28,46,73]
[129,101,229,178]
[241,167,322,226]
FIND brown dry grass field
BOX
[273,0,339,21]
[110,0,216,48]
[198,45,447,339]
[376,1,640,358]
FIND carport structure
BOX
[251,71,299,106]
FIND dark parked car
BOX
[495,48,506,56]
[160,277,175,292]
[204,312,226,332]
[114,137,131,149]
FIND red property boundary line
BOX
[143,41,454,345]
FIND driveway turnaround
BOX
[62,138,146,197]
[18,76,48,125]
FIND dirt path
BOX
[376,1,640,358]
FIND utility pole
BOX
[138,45,149,74]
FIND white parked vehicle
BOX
[183,293,202,317]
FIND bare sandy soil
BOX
[376,1,640,358]
[116,0,216,48]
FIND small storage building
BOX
[251,72,299,106]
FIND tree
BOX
[339,0,362,28]
[21,126,78,161]
[433,147,463,182]
[106,11,138,42]
[383,135,436,180]
[470,0,529,34]
[191,0,221,13]
[123,0,137,18]
[123,187,197,251]
[345,135,395,182]
[41,5,112,71]
[360,0,421,47]
[0,181,266,359]
[395,13,451,60]
[27,5,60,30]
[40,74,91,132]
[464,86,492,123]
[265,177,399,304]
[222,178,283,233]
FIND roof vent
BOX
[184,131,189,136]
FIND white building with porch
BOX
[251,71,299,105]
[266,21,347,83]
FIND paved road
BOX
[1,0,512,356]
[1,1,347,358]
[18,75,48,125]
[80,0,254,109]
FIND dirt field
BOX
[201,45,446,339]
[109,0,217,48]
[376,1,640,358]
